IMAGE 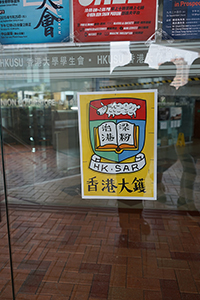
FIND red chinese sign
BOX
[73,0,157,43]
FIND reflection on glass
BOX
[0,42,200,300]
[0,114,15,300]
[177,145,197,211]
[0,88,80,206]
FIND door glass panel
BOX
[0,128,14,300]
[0,40,200,299]
[0,43,200,210]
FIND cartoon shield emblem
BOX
[89,98,146,163]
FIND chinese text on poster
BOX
[73,0,157,43]
[78,90,157,200]
[163,0,200,40]
[0,0,70,44]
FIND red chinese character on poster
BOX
[73,0,157,43]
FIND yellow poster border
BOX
[78,89,157,200]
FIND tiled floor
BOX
[3,145,80,189]
[1,142,200,211]
[0,206,200,300]
[0,140,200,299]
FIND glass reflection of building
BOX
[1,2,200,300]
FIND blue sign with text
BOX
[0,0,70,44]
[163,0,200,40]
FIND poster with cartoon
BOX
[78,90,157,200]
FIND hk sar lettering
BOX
[34,0,64,37]
[92,162,139,172]
[79,0,142,6]
[87,176,146,193]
